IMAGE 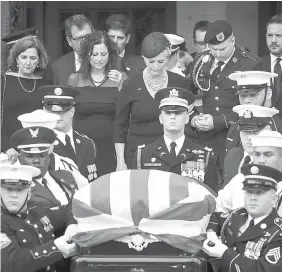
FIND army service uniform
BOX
[210,208,282,272]
[1,205,76,272]
[132,136,219,192]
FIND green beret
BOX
[205,20,232,45]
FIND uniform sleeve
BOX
[225,124,240,154]
[1,223,63,272]
[213,112,239,132]
[114,78,133,143]
[221,241,282,272]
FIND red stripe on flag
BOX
[169,173,189,206]
[130,170,150,225]
[90,173,111,214]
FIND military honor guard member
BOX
[204,163,282,272]
[223,104,279,187]
[132,87,220,192]
[0,164,78,272]
[215,130,282,215]
[188,20,262,169]
[226,71,282,153]
[39,85,98,182]
[164,34,186,77]
[10,125,78,208]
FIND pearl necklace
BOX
[17,76,37,92]
[143,68,168,93]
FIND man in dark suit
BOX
[204,163,282,272]
[105,14,145,77]
[188,20,262,170]
[260,14,282,116]
[190,20,211,59]
[40,85,97,183]
[51,14,94,85]
[223,104,279,187]
[10,126,78,208]
[132,87,220,193]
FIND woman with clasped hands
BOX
[1,35,49,162]
[114,32,190,170]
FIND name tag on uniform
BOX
[144,163,162,167]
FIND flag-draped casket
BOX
[71,169,216,253]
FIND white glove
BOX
[54,235,78,258]
[64,224,78,241]
[202,236,228,258]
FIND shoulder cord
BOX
[1,74,7,127]
[191,54,210,94]
[205,150,211,171]
[220,207,242,243]
[137,147,142,169]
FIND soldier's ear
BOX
[159,114,163,125]
[185,112,189,124]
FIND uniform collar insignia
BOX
[180,153,187,158]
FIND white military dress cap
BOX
[0,165,40,183]
[18,109,60,129]
[164,34,185,52]
[251,130,282,148]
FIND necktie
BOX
[211,61,225,79]
[65,134,76,162]
[274,58,282,103]
[245,219,254,233]
[243,155,251,165]
[42,178,53,196]
[170,142,177,159]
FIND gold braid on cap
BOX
[191,54,211,95]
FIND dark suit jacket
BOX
[122,51,146,77]
[1,41,9,73]
[28,170,78,208]
[222,146,244,189]
[260,54,282,117]
[53,130,97,182]
[51,52,76,85]
[132,136,220,193]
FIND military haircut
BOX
[266,14,282,29]
[193,20,211,40]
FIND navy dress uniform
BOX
[39,85,98,182]
[223,104,279,188]
[188,20,262,168]
[132,87,220,193]
[10,126,78,208]
[206,164,282,272]
[225,71,282,153]
[0,164,77,272]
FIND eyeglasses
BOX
[193,40,208,47]
[71,35,87,43]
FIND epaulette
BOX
[138,144,145,149]
[240,49,262,63]
[274,217,282,231]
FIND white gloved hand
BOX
[202,237,228,258]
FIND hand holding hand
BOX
[64,224,78,241]
[195,114,214,131]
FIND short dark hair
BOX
[266,14,282,29]
[64,14,94,38]
[193,20,211,40]
[7,35,48,72]
[79,31,120,79]
[105,14,131,36]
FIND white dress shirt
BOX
[37,171,69,205]
[74,52,81,72]
[164,135,185,156]
[119,49,125,58]
[210,47,236,74]
[55,128,76,152]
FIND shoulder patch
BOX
[274,218,282,231]
[0,233,11,249]
[138,144,145,149]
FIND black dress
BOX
[1,73,49,151]
[114,71,195,168]
[74,85,118,176]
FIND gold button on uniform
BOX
[23,239,26,243]
[52,246,56,250]
[34,252,39,256]
[216,107,219,111]
[43,250,47,254]
[215,97,219,100]
[215,86,218,90]
[38,234,43,238]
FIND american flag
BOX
[71,169,216,253]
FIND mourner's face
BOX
[253,146,282,170]
[17,47,39,76]
[266,23,282,57]
[239,89,268,106]
[209,36,235,62]
[19,151,50,178]
[108,29,130,53]
[90,43,109,71]
[55,107,75,131]
[193,30,209,54]
[159,110,189,134]
[144,52,169,78]
[67,24,93,55]
[1,184,29,213]
[244,188,276,218]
